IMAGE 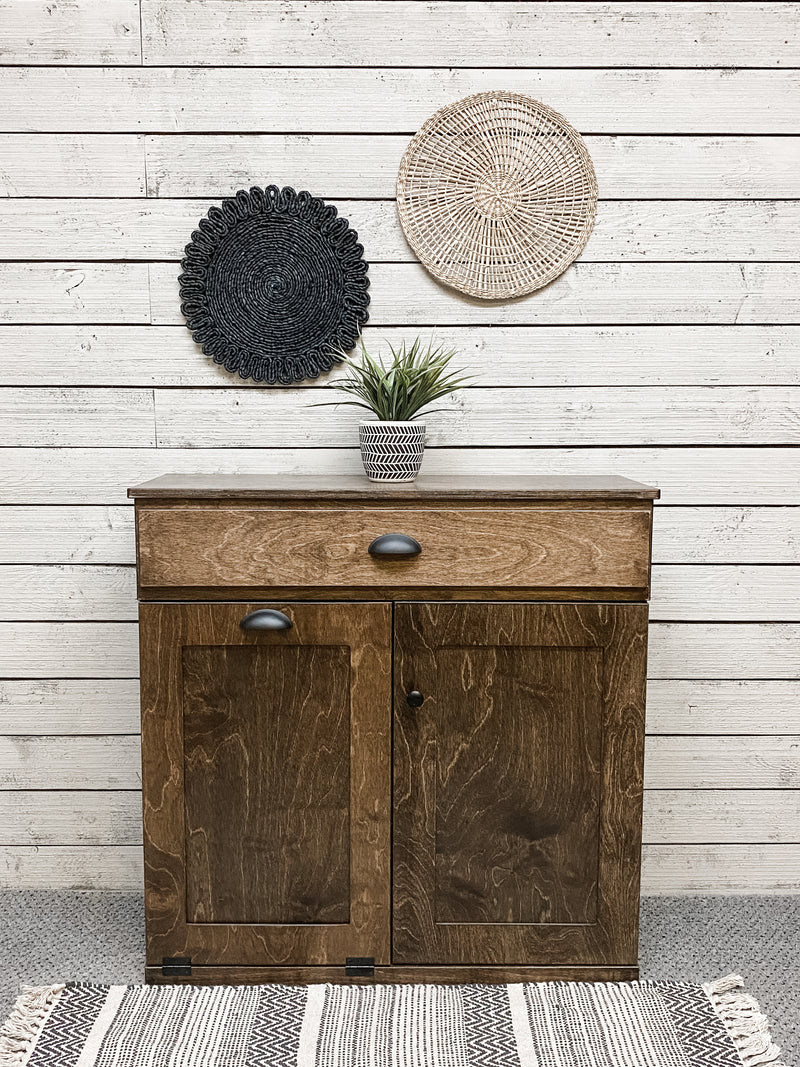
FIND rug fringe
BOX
[0,985,64,1066]
[703,974,785,1067]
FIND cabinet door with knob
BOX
[138,600,391,971]
[393,601,648,968]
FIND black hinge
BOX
[162,956,192,977]
[345,956,375,977]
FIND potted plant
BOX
[320,337,472,481]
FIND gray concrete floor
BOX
[0,893,796,1063]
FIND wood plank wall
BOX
[0,0,798,894]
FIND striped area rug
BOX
[0,974,784,1067]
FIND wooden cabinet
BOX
[130,475,659,985]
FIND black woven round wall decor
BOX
[179,185,370,384]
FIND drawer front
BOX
[137,507,651,591]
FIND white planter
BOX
[359,421,426,482]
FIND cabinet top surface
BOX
[128,474,660,501]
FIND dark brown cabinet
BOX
[130,475,659,985]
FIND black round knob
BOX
[406,690,424,708]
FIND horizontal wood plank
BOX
[4,326,799,388]
[0,622,139,677]
[0,388,155,447]
[2,447,797,505]
[0,507,135,563]
[0,136,144,197]
[4,385,798,448]
[652,507,800,563]
[144,135,800,199]
[641,845,800,894]
[0,566,136,621]
[1,734,793,792]
[648,624,800,679]
[0,506,795,566]
[2,787,795,848]
[0,737,140,789]
[150,262,800,327]
[140,2,800,67]
[1,843,797,893]
[0,622,795,679]
[0,0,141,64]
[646,680,800,735]
[643,791,800,845]
[8,262,797,327]
[0,680,140,733]
[0,265,150,324]
[2,68,799,134]
[151,385,800,448]
[3,199,799,262]
[0,791,141,846]
[0,845,142,890]
[1,563,797,622]
[645,737,800,789]
[651,565,800,621]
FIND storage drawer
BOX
[137,506,651,593]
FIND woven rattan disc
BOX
[179,185,370,384]
[397,92,597,300]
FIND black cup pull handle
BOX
[368,533,422,558]
[239,609,293,632]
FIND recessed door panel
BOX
[393,602,647,967]
[139,601,391,968]
[182,643,351,925]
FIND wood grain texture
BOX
[5,621,788,683]
[652,508,800,563]
[0,565,136,621]
[643,791,800,845]
[5,844,800,894]
[136,507,651,593]
[18,561,798,621]
[139,601,391,966]
[646,680,800,735]
[139,2,799,67]
[0,264,150,324]
[5,505,797,568]
[645,736,800,789]
[0,136,144,197]
[5,326,800,388]
[649,624,800,679]
[0,622,139,677]
[4,199,799,262]
[0,388,154,447]
[148,386,800,448]
[0,791,141,845]
[641,845,800,894]
[183,641,352,925]
[145,964,639,984]
[150,262,800,327]
[0,736,140,789]
[144,135,800,199]
[0,507,135,564]
[393,602,648,967]
[0,0,141,64]
[3,67,799,134]
[4,447,796,506]
[0,679,140,733]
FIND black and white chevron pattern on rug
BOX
[0,976,784,1067]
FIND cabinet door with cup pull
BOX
[139,600,391,971]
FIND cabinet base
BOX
[146,964,639,985]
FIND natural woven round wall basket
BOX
[397,91,598,300]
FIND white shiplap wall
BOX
[0,0,798,894]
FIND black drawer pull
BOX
[368,533,422,558]
[239,609,293,631]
